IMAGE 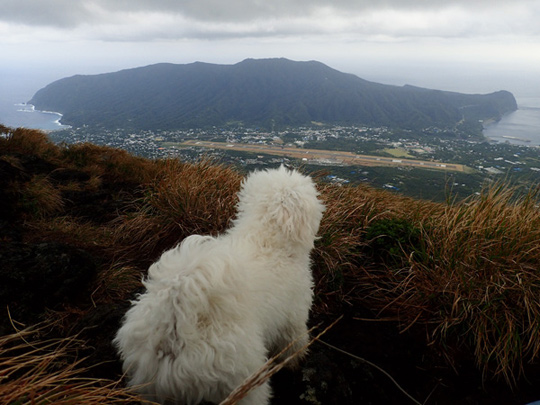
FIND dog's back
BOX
[114,166,325,404]
[114,235,260,403]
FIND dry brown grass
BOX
[367,184,540,383]
[113,158,242,263]
[312,179,540,383]
[312,181,439,311]
[91,264,143,304]
[220,318,342,405]
[0,126,60,159]
[60,142,159,184]
[4,127,540,391]
[0,326,147,404]
[21,175,65,218]
[421,185,540,382]
[25,216,113,250]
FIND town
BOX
[48,124,540,202]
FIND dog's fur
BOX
[113,166,325,404]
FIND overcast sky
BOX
[1,0,539,98]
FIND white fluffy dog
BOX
[113,166,325,404]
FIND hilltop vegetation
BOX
[2,125,540,404]
[29,58,517,131]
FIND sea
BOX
[0,69,70,132]
[1,72,539,143]
[483,97,540,146]
[0,86,70,132]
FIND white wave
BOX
[12,103,71,129]
[15,103,36,113]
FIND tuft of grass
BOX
[0,126,60,159]
[220,319,340,405]
[365,217,424,266]
[21,175,64,218]
[385,184,540,383]
[113,158,242,263]
[314,179,540,383]
[60,142,158,184]
[312,181,438,311]
[25,216,114,251]
[0,326,148,404]
[91,264,143,304]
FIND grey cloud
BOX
[0,0,535,27]
[0,0,97,27]
[1,0,538,45]
[91,0,537,22]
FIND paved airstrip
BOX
[178,140,466,172]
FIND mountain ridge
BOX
[29,58,517,131]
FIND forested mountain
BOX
[29,58,517,130]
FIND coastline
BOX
[11,103,70,131]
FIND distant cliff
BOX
[29,58,517,131]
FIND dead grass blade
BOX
[220,317,342,405]
[0,325,146,404]
[112,158,242,263]
[387,184,540,383]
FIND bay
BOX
[483,98,540,146]
[0,70,69,131]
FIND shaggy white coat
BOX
[113,166,325,404]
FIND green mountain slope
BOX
[29,58,517,130]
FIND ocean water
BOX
[1,102,69,131]
[0,71,70,131]
[483,98,540,146]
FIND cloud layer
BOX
[1,0,540,100]
[1,0,538,41]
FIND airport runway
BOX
[179,140,465,172]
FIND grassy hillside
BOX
[2,125,540,404]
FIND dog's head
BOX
[234,166,325,248]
